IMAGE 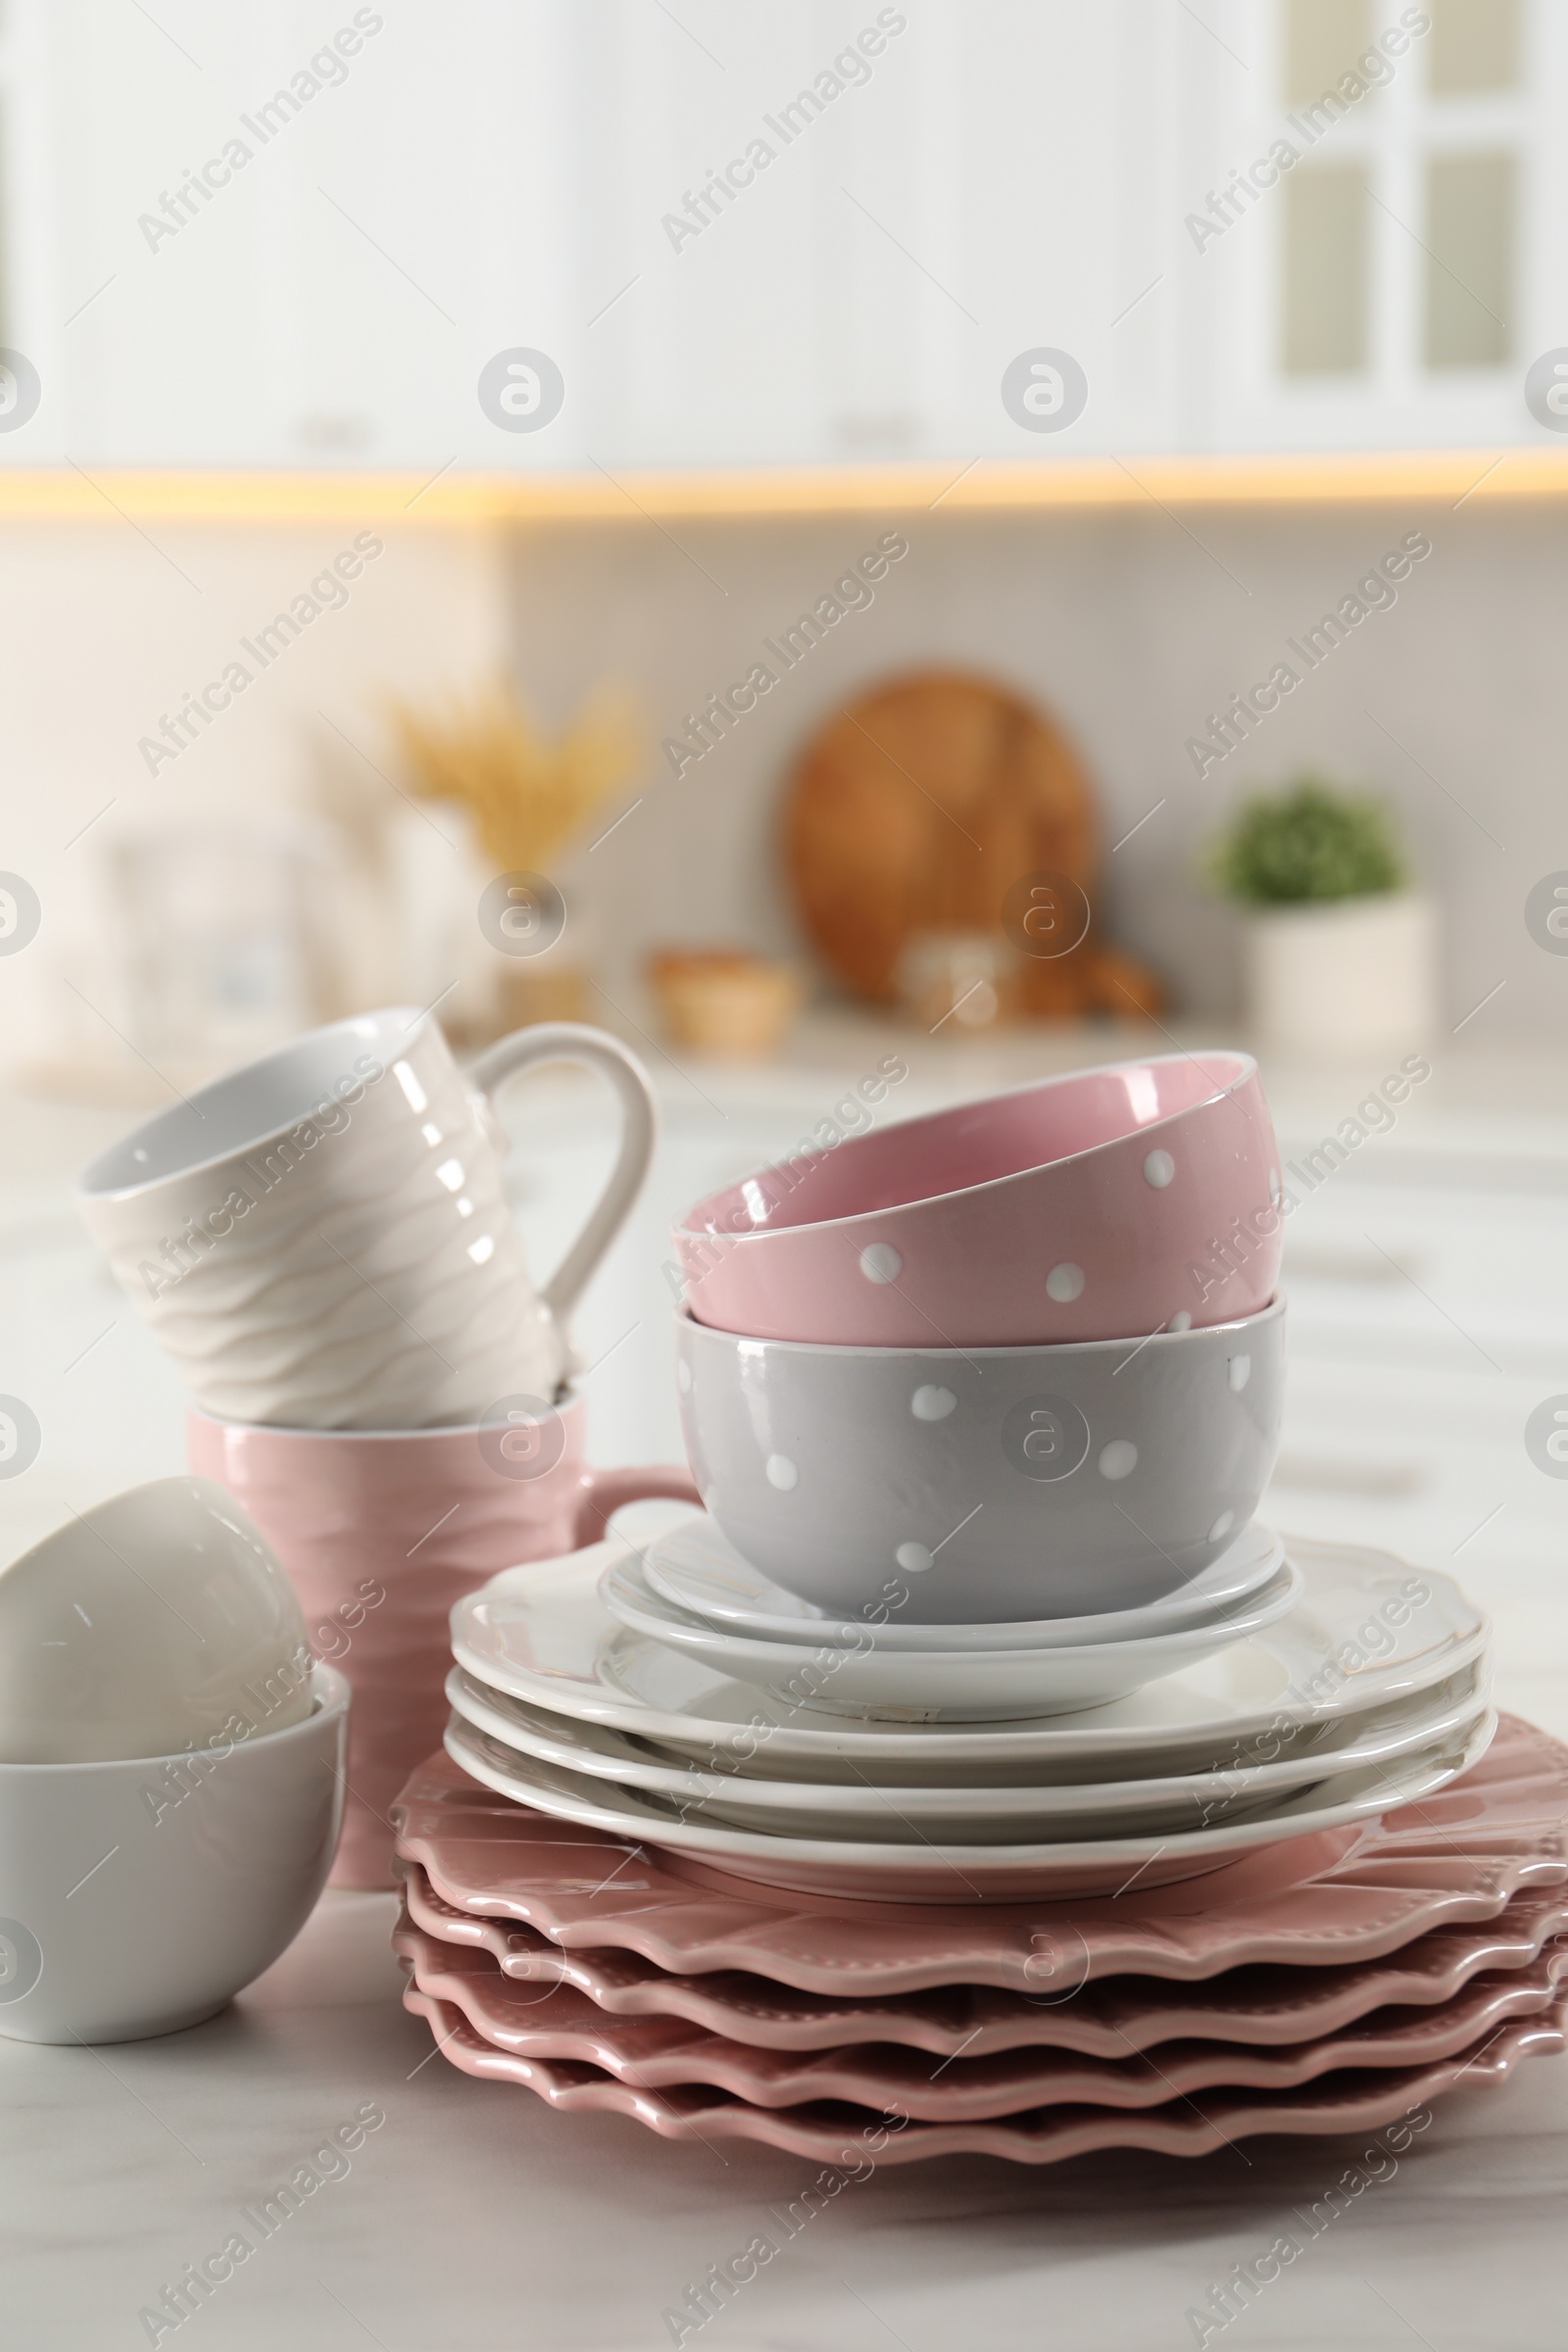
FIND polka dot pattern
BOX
[859,1243,903,1284]
[1046,1262,1084,1303]
[895,1541,933,1574]
[910,1385,956,1422]
[1098,1439,1137,1481]
[1228,1355,1251,1393]
[1143,1149,1175,1188]
[1168,1310,1192,1333]
[764,1453,798,1491]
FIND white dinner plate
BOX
[442,1709,1497,1902]
[444,1660,1491,1842]
[598,1552,1304,1719]
[448,1539,1490,1781]
[639,1514,1287,1650]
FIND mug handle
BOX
[466,1022,659,1328]
[573,1463,701,1548]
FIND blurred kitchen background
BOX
[2,0,1568,1731]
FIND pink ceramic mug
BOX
[187,1396,697,1886]
[673,1052,1282,1348]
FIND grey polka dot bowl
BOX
[674,1298,1286,1624]
[673,1052,1281,1347]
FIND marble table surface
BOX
[6,1879,1566,2352]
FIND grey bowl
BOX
[675,1299,1286,1624]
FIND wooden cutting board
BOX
[783,668,1160,1015]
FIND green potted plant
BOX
[1208,778,1434,1055]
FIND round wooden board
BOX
[783,669,1101,1005]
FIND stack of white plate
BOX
[444,1515,1494,1902]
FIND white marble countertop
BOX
[5,1884,1565,2352]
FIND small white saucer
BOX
[641,1514,1286,1651]
[599,1552,1305,1720]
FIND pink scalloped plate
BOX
[398,1984,1567,2164]
[395,1911,1568,2121]
[389,1714,1568,1994]
[399,1861,1568,2058]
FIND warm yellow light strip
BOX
[0,447,1557,524]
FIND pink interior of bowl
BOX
[681,1054,1251,1237]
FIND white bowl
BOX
[0,1664,347,2043]
[676,1299,1287,1622]
[0,1477,314,1763]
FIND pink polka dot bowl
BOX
[675,1297,1286,1624]
[672,1052,1281,1348]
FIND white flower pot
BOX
[1242,891,1436,1058]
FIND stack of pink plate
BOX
[391,1714,1568,2163]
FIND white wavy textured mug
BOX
[74,1010,657,1429]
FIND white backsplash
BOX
[505,501,1568,1042]
[1,498,1563,1074]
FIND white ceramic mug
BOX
[75,1011,657,1430]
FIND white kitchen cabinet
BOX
[0,2,545,468]
[1190,0,1568,453]
[3,2,275,466]
[11,0,1556,470]
[539,0,1179,470]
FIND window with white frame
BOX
[1195,0,1544,450]
[1278,0,1523,383]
